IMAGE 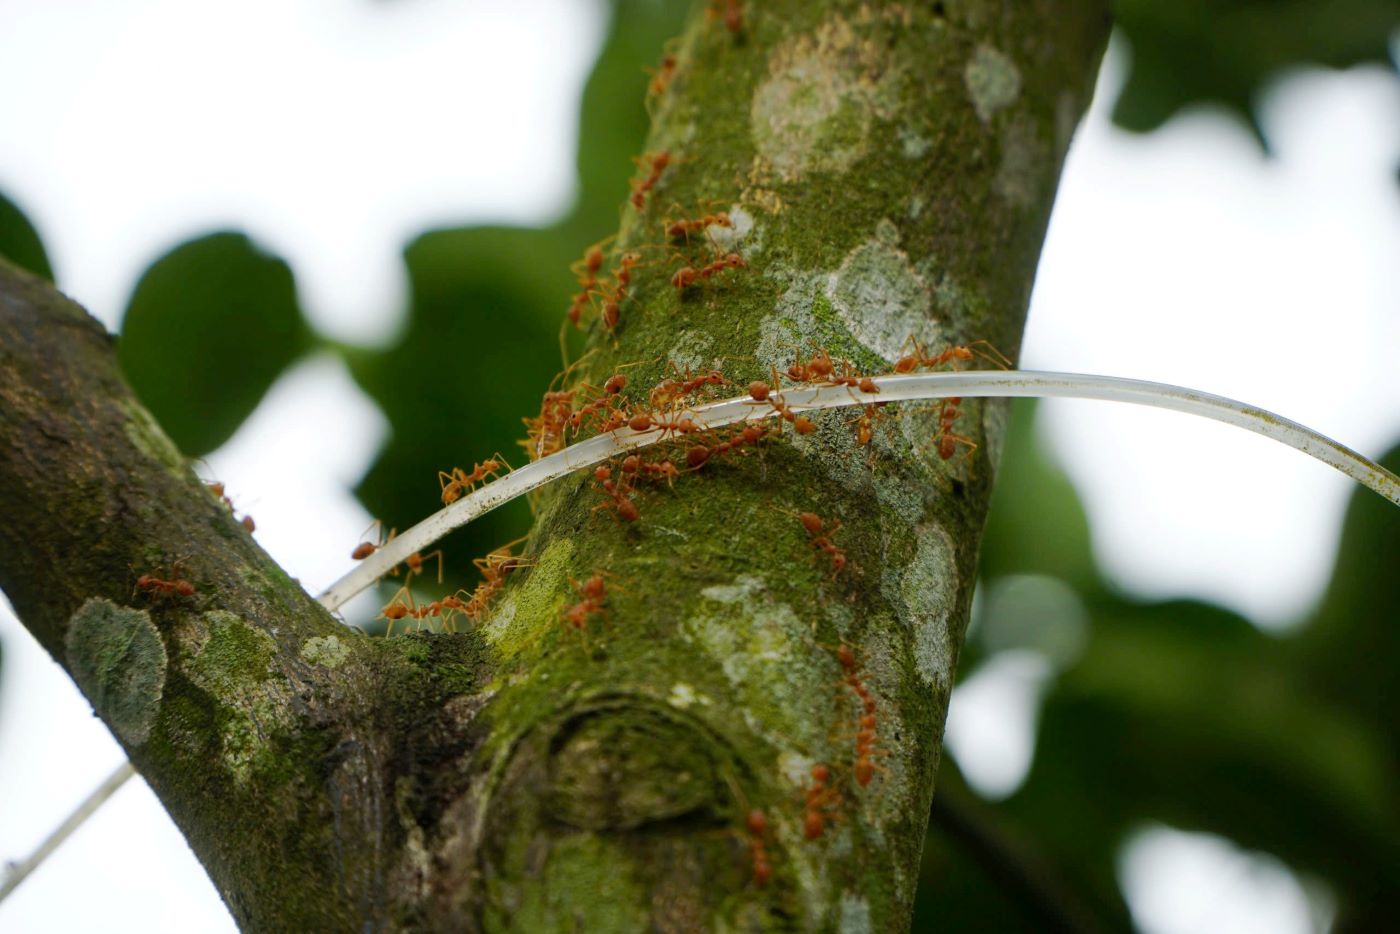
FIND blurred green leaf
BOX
[920,761,1119,933]
[346,226,575,586]
[926,400,1400,927]
[343,0,689,588]
[979,400,1098,594]
[1295,444,1400,755]
[570,0,691,234]
[989,595,1400,928]
[117,232,312,456]
[0,191,53,281]
[1112,0,1400,145]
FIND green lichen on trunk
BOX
[427,1,1110,930]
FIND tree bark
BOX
[0,1,1108,930]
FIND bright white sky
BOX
[0,3,1395,931]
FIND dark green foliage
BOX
[343,0,689,588]
[0,191,52,281]
[920,406,1400,930]
[345,226,572,575]
[117,232,312,456]
[1112,0,1400,146]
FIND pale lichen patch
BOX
[839,892,874,934]
[898,126,933,159]
[964,44,1021,124]
[706,205,757,254]
[700,574,765,605]
[300,634,349,669]
[184,611,293,782]
[995,115,1047,209]
[757,270,826,369]
[778,750,817,790]
[898,524,958,690]
[117,397,185,476]
[483,538,574,655]
[684,589,829,747]
[827,229,935,362]
[665,329,716,374]
[667,683,711,709]
[751,15,900,182]
[65,598,166,745]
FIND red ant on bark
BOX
[629,151,671,210]
[835,644,885,787]
[561,572,612,633]
[133,558,195,600]
[707,0,743,33]
[803,763,840,840]
[593,465,641,523]
[745,809,772,886]
[798,511,847,576]
[671,251,746,290]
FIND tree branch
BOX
[0,257,494,929]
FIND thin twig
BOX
[0,761,136,903]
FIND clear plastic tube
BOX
[317,370,1400,611]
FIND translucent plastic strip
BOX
[318,370,1400,611]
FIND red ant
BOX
[708,0,743,33]
[893,337,1011,374]
[564,239,613,328]
[403,548,444,585]
[593,467,641,523]
[665,210,732,243]
[753,367,817,435]
[671,252,745,289]
[134,567,196,600]
[599,252,645,332]
[803,763,840,840]
[646,53,678,99]
[206,479,256,533]
[649,363,727,410]
[745,809,772,887]
[621,451,682,487]
[460,536,531,623]
[797,511,846,576]
[934,397,977,461]
[834,644,885,787]
[350,519,393,561]
[206,480,234,511]
[561,572,612,632]
[379,594,413,634]
[439,455,510,505]
[629,151,671,210]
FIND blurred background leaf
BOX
[924,405,1400,931]
[0,191,52,281]
[117,232,312,456]
[1110,0,1400,146]
[342,0,688,592]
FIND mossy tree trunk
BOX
[0,2,1108,930]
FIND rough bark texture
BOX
[0,1,1108,930]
